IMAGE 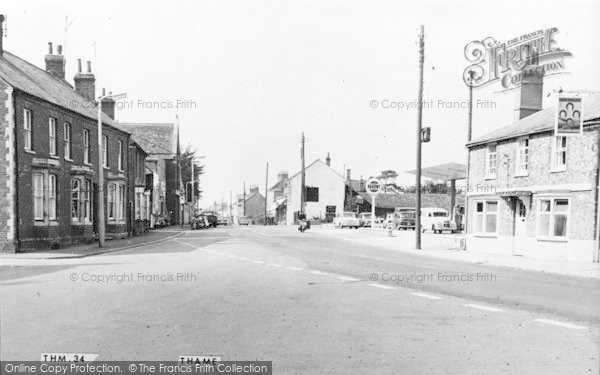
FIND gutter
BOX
[595,126,600,262]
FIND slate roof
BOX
[467,93,600,147]
[289,159,345,180]
[0,50,120,130]
[117,123,177,156]
[357,192,465,209]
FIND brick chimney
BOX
[326,152,331,167]
[0,15,5,55]
[514,52,544,120]
[74,59,96,102]
[277,171,289,181]
[100,88,116,120]
[249,186,259,195]
[44,43,66,80]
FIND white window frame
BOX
[108,183,116,220]
[64,122,72,160]
[551,136,567,172]
[515,138,529,176]
[117,140,124,171]
[48,174,57,220]
[473,200,499,236]
[103,135,109,168]
[49,118,57,156]
[485,144,497,179]
[71,178,81,222]
[83,179,92,222]
[24,109,33,151]
[537,197,570,240]
[33,173,44,220]
[83,129,90,165]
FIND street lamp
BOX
[97,91,127,247]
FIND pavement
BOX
[0,228,185,259]
[1,225,598,373]
[313,225,600,279]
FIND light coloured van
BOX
[420,207,457,234]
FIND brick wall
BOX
[13,90,130,250]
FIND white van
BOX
[420,207,457,234]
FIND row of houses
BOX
[235,154,459,226]
[0,27,184,252]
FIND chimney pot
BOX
[44,42,66,80]
[0,15,5,54]
[57,45,62,55]
[87,61,91,73]
[77,59,82,73]
[102,88,106,96]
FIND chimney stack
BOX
[74,59,96,102]
[44,42,66,80]
[326,152,331,167]
[514,51,544,120]
[277,171,289,181]
[101,88,116,120]
[0,15,5,55]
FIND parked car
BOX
[394,207,416,230]
[420,207,458,233]
[217,216,229,226]
[190,214,208,230]
[203,213,218,228]
[238,216,253,225]
[358,213,373,227]
[333,212,360,229]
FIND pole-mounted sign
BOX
[366,178,381,229]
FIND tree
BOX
[180,145,204,201]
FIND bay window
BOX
[48,174,57,220]
[33,173,44,220]
[71,178,80,221]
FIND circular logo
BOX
[366,178,381,196]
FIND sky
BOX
[3,0,600,207]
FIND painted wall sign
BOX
[463,28,572,90]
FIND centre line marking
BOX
[337,276,361,282]
[287,267,303,271]
[369,283,396,290]
[309,271,328,276]
[463,303,504,312]
[533,318,588,330]
[410,292,442,300]
[267,263,283,267]
[252,260,265,264]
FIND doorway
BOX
[513,198,527,256]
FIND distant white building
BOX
[284,157,345,225]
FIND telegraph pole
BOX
[300,133,306,215]
[264,162,269,225]
[415,25,425,250]
[243,181,246,216]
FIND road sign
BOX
[366,178,381,196]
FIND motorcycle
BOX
[297,214,310,233]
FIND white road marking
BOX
[309,271,328,276]
[463,303,504,312]
[337,276,361,282]
[410,292,442,300]
[369,283,396,290]
[252,260,265,264]
[267,263,283,267]
[286,267,303,271]
[533,318,588,330]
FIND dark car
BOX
[203,213,218,228]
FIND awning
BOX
[269,197,287,211]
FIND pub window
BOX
[538,198,569,238]
[474,200,498,235]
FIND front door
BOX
[513,199,527,256]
